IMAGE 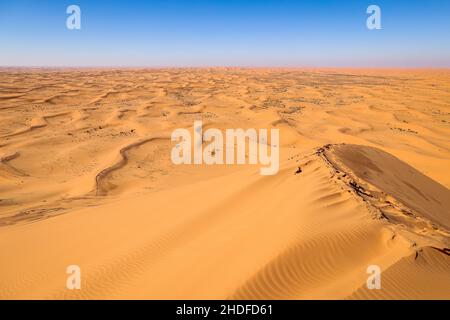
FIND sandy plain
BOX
[0,68,449,299]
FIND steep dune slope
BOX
[327,144,450,230]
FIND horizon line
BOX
[1,65,450,70]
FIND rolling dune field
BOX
[0,68,449,299]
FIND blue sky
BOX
[0,0,449,67]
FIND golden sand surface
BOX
[0,68,449,299]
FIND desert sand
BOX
[0,68,449,299]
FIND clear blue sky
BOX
[1,0,449,67]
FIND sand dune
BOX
[325,144,450,232]
[0,68,449,299]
